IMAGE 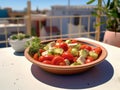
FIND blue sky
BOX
[0,0,97,10]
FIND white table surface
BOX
[0,38,120,90]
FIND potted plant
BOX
[87,0,120,47]
[8,33,31,52]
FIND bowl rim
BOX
[24,38,108,69]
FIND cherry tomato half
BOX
[56,39,63,43]
[42,60,52,65]
[55,42,68,51]
[93,47,102,55]
[39,49,45,54]
[62,52,74,61]
[85,56,94,64]
[38,56,45,62]
[81,44,92,51]
[33,53,39,61]
[52,56,66,65]
[71,39,77,43]
[38,55,54,62]
[59,42,68,51]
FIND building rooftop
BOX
[0,9,9,18]
[51,5,96,9]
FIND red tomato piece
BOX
[54,42,60,48]
[51,56,65,65]
[62,52,74,61]
[38,55,54,62]
[59,42,68,51]
[73,57,78,62]
[38,56,45,62]
[59,61,66,66]
[85,56,94,64]
[67,47,72,53]
[93,47,102,55]
[43,54,54,60]
[71,39,77,43]
[55,42,68,51]
[44,54,54,60]
[81,44,92,51]
[42,60,52,65]
[56,39,63,43]
[33,53,39,61]
[39,49,45,54]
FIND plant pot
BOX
[103,30,120,47]
[8,38,31,52]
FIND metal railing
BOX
[33,15,105,40]
[0,17,27,47]
[0,15,106,48]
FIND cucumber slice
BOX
[73,44,82,49]
[70,62,81,66]
[53,48,63,55]
[65,40,71,44]
[47,49,54,55]
[71,48,79,56]
[79,49,88,58]
[89,51,98,59]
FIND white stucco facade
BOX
[46,5,97,35]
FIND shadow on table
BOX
[31,60,114,89]
[14,52,24,56]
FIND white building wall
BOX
[46,5,96,35]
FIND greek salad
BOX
[28,38,102,66]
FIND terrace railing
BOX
[31,15,106,40]
[0,15,106,48]
[0,17,27,47]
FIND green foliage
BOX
[87,0,120,32]
[87,0,96,4]
[28,37,45,56]
[10,33,31,40]
[31,27,37,36]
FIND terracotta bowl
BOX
[24,39,107,75]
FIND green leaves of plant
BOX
[10,33,31,40]
[87,0,96,4]
[87,0,120,32]
[106,0,110,8]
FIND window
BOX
[74,14,80,25]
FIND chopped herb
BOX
[28,37,45,56]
